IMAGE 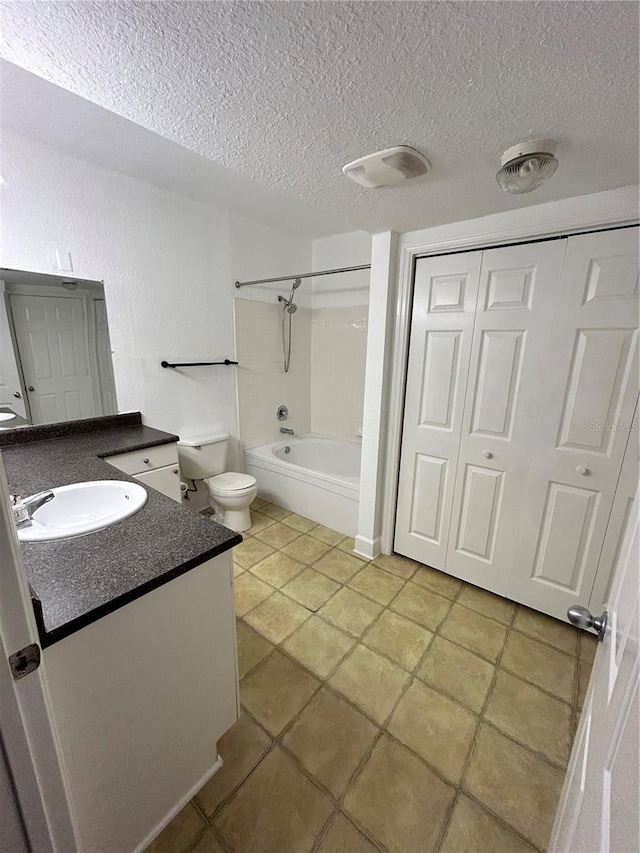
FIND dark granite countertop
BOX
[0,413,241,647]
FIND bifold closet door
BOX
[506,228,639,620]
[445,239,568,594]
[394,251,482,569]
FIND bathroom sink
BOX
[0,412,16,422]
[17,480,148,542]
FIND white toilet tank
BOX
[177,432,229,480]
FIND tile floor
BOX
[148,500,597,853]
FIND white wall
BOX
[311,231,371,309]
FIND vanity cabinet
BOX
[41,552,239,853]
[105,442,181,502]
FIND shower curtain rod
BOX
[234,263,371,288]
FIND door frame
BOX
[380,187,640,556]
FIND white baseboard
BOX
[134,755,224,853]
[354,534,381,561]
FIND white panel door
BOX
[549,483,639,853]
[0,282,27,417]
[507,228,639,619]
[446,240,568,593]
[10,294,97,424]
[395,252,482,568]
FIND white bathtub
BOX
[245,434,361,537]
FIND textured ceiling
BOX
[1,1,638,234]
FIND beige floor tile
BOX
[319,587,383,637]
[457,585,516,626]
[254,521,302,549]
[215,747,333,853]
[579,630,598,664]
[390,582,452,631]
[250,551,305,588]
[344,735,455,853]
[282,616,355,679]
[236,621,273,679]
[233,536,276,569]
[486,670,572,766]
[502,631,575,703]
[234,573,274,617]
[348,565,405,605]
[189,828,226,853]
[317,812,380,853]
[146,802,206,853]
[282,688,377,797]
[248,511,277,534]
[259,502,294,521]
[440,794,537,853]
[417,636,494,713]
[195,713,272,816]
[388,679,477,784]
[336,537,370,561]
[578,659,592,710]
[281,568,340,611]
[252,496,269,510]
[363,610,433,671]
[281,534,332,565]
[314,549,364,583]
[233,562,245,578]
[371,552,419,579]
[439,604,507,663]
[308,523,346,546]
[411,565,462,599]
[241,651,320,736]
[329,645,409,724]
[281,512,318,533]
[464,724,564,851]
[513,606,578,655]
[244,592,311,644]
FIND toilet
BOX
[177,432,257,531]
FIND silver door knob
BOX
[143,458,150,464]
[13,391,21,398]
[576,466,589,475]
[481,450,493,459]
[567,605,608,642]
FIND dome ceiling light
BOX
[496,139,558,194]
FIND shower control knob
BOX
[576,466,589,475]
[481,450,493,459]
[276,405,288,422]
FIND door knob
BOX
[27,386,35,392]
[13,391,21,398]
[576,466,590,475]
[481,450,493,459]
[567,605,608,642]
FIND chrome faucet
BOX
[12,491,55,528]
[280,427,294,435]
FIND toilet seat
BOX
[206,472,257,495]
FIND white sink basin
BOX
[18,481,148,542]
[0,412,16,422]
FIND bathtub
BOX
[245,434,361,537]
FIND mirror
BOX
[0,269,117,427]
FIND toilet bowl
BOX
[205,472,257,532]
[177,432,258,532]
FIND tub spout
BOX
[280,427,294,435]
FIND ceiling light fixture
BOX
[496,139,558,194]
[342,146,430,189]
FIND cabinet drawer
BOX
[104,443,178,476]
[134,464,182,503]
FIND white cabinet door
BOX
[134,464,182,503]
[10,294,96,424]
[507,229,639,620]
[446,240,567,593]
[395,251,482,569]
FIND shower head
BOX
[278,294,298,313]
[291,277,302,290]
[286,302,298,314]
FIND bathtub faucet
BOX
[280,427,294,435]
